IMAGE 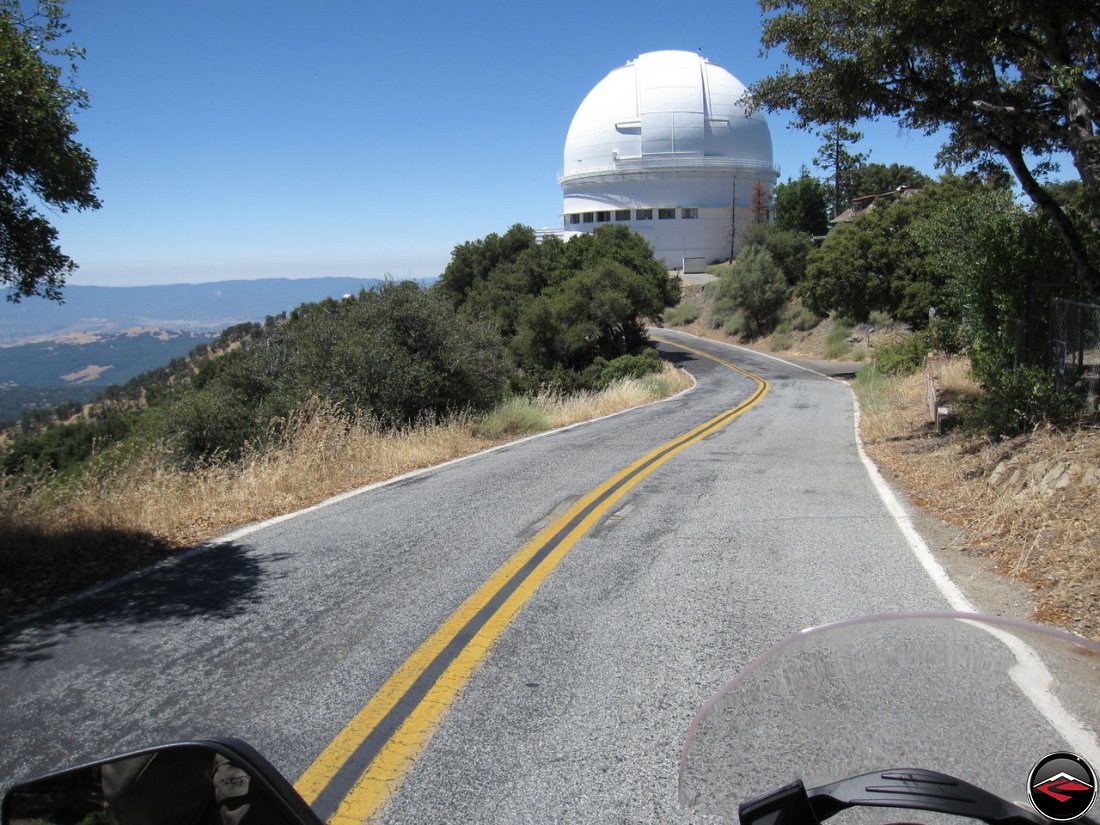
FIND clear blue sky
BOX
[52,0,954,286]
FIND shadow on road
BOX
[1,526,180,626]
[654,347,695,367]
[0,540,286,666]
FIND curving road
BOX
[2,331,1025,821]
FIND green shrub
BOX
[715,246,788,335]
[600,349,663,384]
[799,179,986,326]
[873,333,930,375]
[925,317,964,353]
[2,413,138,475]
[739,223,815,286]
[475,397,550,438]
[510,363,584,396]
[510,258,669,373]
[661,303,701,326]
[451,224,677,379]
[959,365,1082,436]
[636,372,677,396]
[770,332,793,351]
[509,347,665,396]
[723,311,747,336]
[783,302,822,331]
[825,322,852,359]
[169,387,267,464]
[770,321,793,351]
[168,282,511,462]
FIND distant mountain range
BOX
[0,277,396,343]
[0,276,432,423]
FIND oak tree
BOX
[751,0,1100,298]
[773,169,830,235]
[1,0,100,302]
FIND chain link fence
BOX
[1051,297,1100,402]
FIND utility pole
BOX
[833,126,842,218]
[729,178,737,261]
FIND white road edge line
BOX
[852,389,1100,766]
[853,393,1100,770]
[849,396,978,612]
[659,329,1100,763]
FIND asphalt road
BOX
[0,331,1085,822]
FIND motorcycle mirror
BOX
[1,738,324,825]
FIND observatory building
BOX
[559,50,779,271]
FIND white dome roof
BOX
[562,50,774,180]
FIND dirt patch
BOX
[0,331,103,347]
[60,364,114,384]
[906,501,1038,623]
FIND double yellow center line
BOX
[294,338,768,823]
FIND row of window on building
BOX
[567,207,699,225]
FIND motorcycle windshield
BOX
[679,612,1100,821]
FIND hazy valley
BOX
[0,277,390,422]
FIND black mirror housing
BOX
[2,738,324,825]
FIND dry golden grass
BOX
[536,369,692,428]
[855,357,1100,640]
[0,364,692,622]
[95,406,491,547]
[936,357,982,396]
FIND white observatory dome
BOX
[563,50,773,173]
[559,50,779,271]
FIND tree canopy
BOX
[813,123,865,216]
[740,222,814,286]
[1,0,100,302]
[170,282,510,461]
[773,170,830,235]
[848,163,933,200]
[751,0,1100,299]
[438,224,679,389]
[800,178,987,325]
[715,245,788,335]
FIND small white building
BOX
[560,50,779,271]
